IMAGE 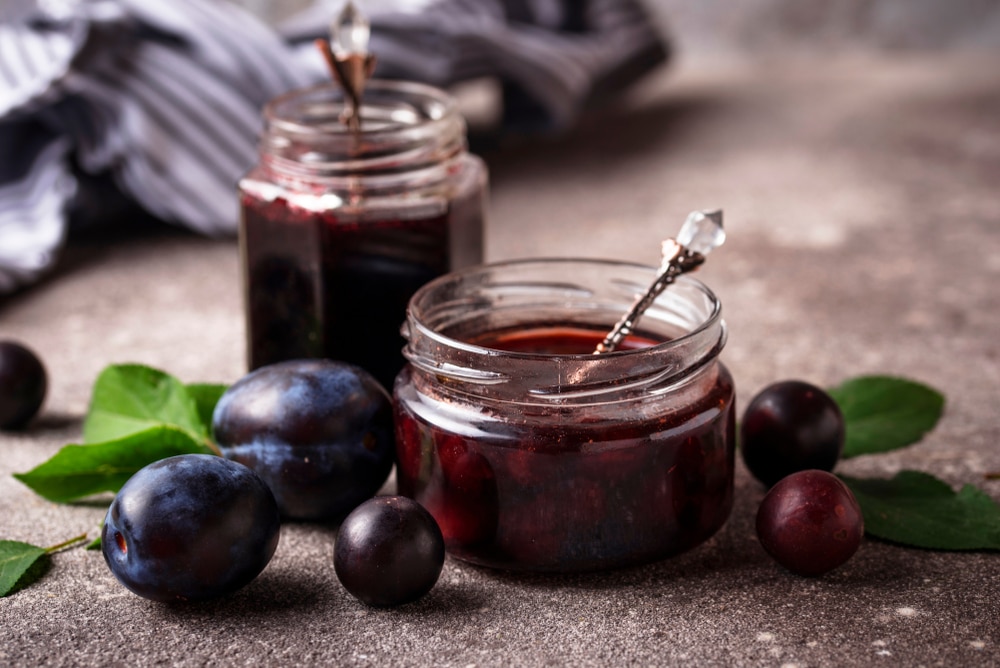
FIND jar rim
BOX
[264,79,459,141]
[403,258,727,403]
[259,79,466,182]
[408,256,722,354]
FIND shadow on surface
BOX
[69,495,117,510]
[154,568,328,621]
[380,580,491,618]
[23,411,83,432]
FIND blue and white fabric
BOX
[0,0,668,293]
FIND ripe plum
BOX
[334,495,445,607]
[756,469,863,576]
[0,341,47,429]
[102,454,281,602]
[212,359,394,520]
[741,380,845,487]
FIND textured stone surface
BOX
[2,55,999,666]
[649,0,1000,54]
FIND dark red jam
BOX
[394,326,736,572]
[241,194,450,390]
[468,326,658,354]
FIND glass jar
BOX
[238,80,486,390]
[394,258,735,572]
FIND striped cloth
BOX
[0,0,668,294]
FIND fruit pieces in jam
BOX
[241,193,449,391]
[394,326,736,572]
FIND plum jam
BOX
[239,81,486,389]
[394,259,736,572]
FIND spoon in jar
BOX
[594,209,725,354]
[315,1,377,133]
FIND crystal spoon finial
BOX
[315,2,377,133]
[594,209,725,354]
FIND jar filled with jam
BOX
[239,81,486,390]
[394,258,735,572]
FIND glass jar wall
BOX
[394,259,735,572]
[239,80,486,390]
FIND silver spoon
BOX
[594,209,725,354]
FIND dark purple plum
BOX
[212,359,394,520]
[741,380,845,487]
[756,469,864,576]
[0,341,47,429]
[102,454,280,602]
[335,496,444,607]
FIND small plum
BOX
[741,380,845,487]
[0,341,47,429]
[334,496,444,607]
[756,469,864,576]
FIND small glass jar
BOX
[394,258,735,572]
[238,80,486,390]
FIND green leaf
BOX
[829,376,945,458]
[841,471,1000,550]
[13,425,214,503]
[0,541,47,597]
[185,383,228,432]
[83,365,208,445]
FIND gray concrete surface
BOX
[2,55,1000,666]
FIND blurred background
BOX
[239,0,1000,55]
[653,0,1000,56]
[3,0,999,296]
